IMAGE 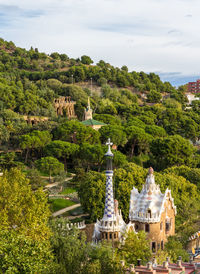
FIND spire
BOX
[143,167,160,195]
[84,97,93,120]
[105,138,113,157]
[87,97,91,110]
[103,138,115,220]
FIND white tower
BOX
[93,139,126,242]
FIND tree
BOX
[113,150,128,169]
[126,126,152,157]
[99,125,127,147]
[147,90,162,103]
[26,168,45,190]
[77,171,106,221]
[85,242,122,274]
[50,52,60,59]
[45,140,79,171]
[78,143,105,171]
[50,218,88,274]
[0,230,56,273]
[163,165,200,188]
[50,218,122,274]
[0,168,51,240]
[150,135,196,170]
[164,236,189,262]
[81,55,93,65]
[36,156,64,182]
[19,130,52,162]
[93,113,121,125]
[0,152,20,170]
[145,125,167,137]
[54,120,100,145]
[119,231,152,265]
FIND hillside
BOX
[0,38,200,271]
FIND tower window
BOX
[161,241,164,250]
[145,224,150,232]
[165,221,170,232]
[152,242,156,252]
[160,222,163,231]
[147,209,152,218]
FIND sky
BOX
[0,0,200,86]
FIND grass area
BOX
[68,206,83,216]
[60,187,76,195]
[61,206,83,217]
[49,198,76,212]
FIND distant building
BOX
[185,93,200,105]
[188,79,200,94]
[82,97,106,130]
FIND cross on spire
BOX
[105,138,113,157]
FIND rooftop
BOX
[81,118,107,126]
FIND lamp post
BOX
[90,77,92,91]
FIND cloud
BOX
[0,0,200,86]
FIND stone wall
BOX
[54,96,76,119]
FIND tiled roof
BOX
[82,118,106,126]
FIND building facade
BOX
[129,167,176,252]
[188,79,200,93]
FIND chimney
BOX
[166,257,170,263]
[129,264,135,272]
[137,259,141,266]
[177,260,182,268]
[163,261,169,269]
[147,262,153,271]
[120,260,125,267]
[152,258,157,266]
[189,256,194,265]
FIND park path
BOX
[45,176,73,188]
[52,203,81,217]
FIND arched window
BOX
[147,209,152,218]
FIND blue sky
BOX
[0,0,200,86]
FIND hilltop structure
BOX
[82,97,106,130]
[129,167,176,252]
[54,96,76,119]
[23,115,49,125]
[93,139,127,242]
[93,147,176,251]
